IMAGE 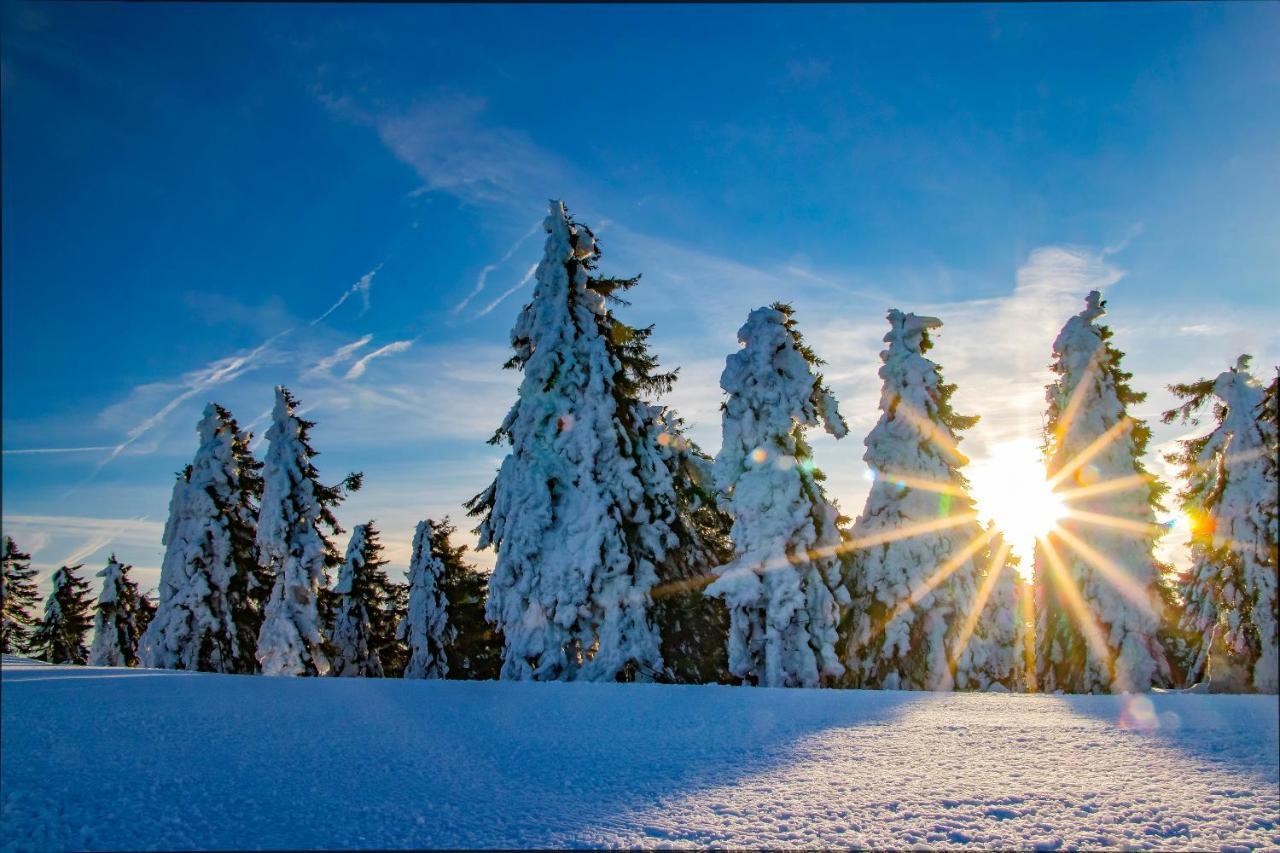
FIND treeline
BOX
[2,200,1276,694]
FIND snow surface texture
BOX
[846,309,1021,692]
[706,305,849,688]
[1035,291,1169,693]
[2,657,1277,851]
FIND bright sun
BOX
[968,439,1068,573]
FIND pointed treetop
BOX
[884,309,943,356]
[1082,289,1106,322]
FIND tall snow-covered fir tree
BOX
[1034,291,1170,694]
[468,200,729,683]
[704,303,850,688]
[31,566,94,665]
[328,522,398,678]
[89,556,153,667]
[1162,355,1278,692]
[2,537,40,655]
[256,386,360,677]
[400,519,452,679]
[842,310,1012,691]
[139,403,266,673]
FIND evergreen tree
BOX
[843,310,1012,690]
[1034,291,1170,693]
[468,201,725,682]
[1,537,41,655]
[645,406,734,684]
[139,403,266,673]
[256,386,360,677]
[705,303,850,688]
[1162,355,1278,692]
[89,556,152,667]
[400,519,452,679]
[959,538,1031,692]
[409,517,499,676]
[31,566,93,664]
[328,523,397,678]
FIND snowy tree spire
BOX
[2,537,40,656]
[843,309,1015,690]
[139,403,265,673]
[705,303,849,688]
[1163,355,1278,692]
[469,200,711,683]
[400,519,452,679]
[328,522,398,678]
[1034,291,1170,693]
[89,556,153,667]
[255,386,360,677]
[31,566,94,665]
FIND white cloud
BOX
[304,334,373,379]
[311,264,382,326]
[476,263,537,318]
[344,339,415,381]
[455,221,542,314]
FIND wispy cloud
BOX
[372,95,565,207]
[476,263,538,318]
[311,264,382,326]
[2,445,116,455]
[345,339,415,380]
[304,334,374,379]
[99,333,286,468]
[455,221,542,315]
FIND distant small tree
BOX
[89,556,153,667]
[328,523,395,678]
[31,566,94,665]
[2,537,41,655]
[432,518,502,680]
[400,520,450,679]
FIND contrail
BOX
[453,220,541,315]
[477,263,538,318]
[312,264,383,326]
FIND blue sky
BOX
[2,2,1277,594]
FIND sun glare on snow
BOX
[968,438,1067,574]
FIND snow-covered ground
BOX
[2,656,1277,851]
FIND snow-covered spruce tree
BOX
[1162,355,1278,692]
[961,536,1031,692]
[2,537,41,655]
[1034,291,1170,694]
[644,406,734,684]
[328,522,398,678]
[704,303,850,688]
[400,519,452,679]
[256,386,361,677]
[89,556,152,667]
[401,514,501,681]
[31,566,94,664]
[468,201,724,682]
[841,310,1010,691]
[139,403,266,673]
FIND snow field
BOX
[2,657,1276,851]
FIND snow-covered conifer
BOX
[1162,355,1278,692]
[2,537,41,655]
[31,566,93,664]
[955,540,1031,692]
[469,201,719,682]
[328,523,397,678]
[256,386,360,677]
[843,310,1012,690]
[1034,291,1170,693]
[705,303,850,688]
[89,556,152,667]
[400,519,452,679]
[139,404,266,673]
